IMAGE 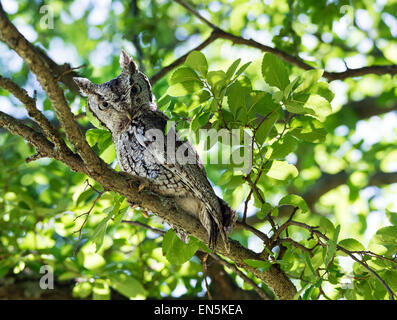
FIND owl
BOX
[73,50,236,252]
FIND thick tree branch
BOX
[34,46,82,95]
[337,96,397,119]
[0,4,102,172]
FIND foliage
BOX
[0,0,396,300]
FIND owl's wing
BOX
[132,123,230,250]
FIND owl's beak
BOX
[126,111,133,121]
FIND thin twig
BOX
[236,220,269,244]
[150,30,220,84]
[173,0,219,30]
[73,181,105,255]
[121,219,165,235]
[287,220,396,300]
[55,64,86,82]
[202,253,213,300]
[0,74,68,152]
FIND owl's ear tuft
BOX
[73,77,97,96]
[120,49,138,74]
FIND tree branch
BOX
[336,96,397,119]
[150,0,396,84]
[0,4,102,172]
[0,110,85,173]
[150,30,220,85]
[0,74,67,152]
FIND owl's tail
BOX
[214,197,237,253]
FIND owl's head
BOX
[73,50,155,134]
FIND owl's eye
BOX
[131,84,141,95]
[99,101,109,110]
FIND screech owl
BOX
[73,50,236,251]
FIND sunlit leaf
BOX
[262,53,290,90]
[162,230,199,265]
[266,160,298,180]
[185,51,208,76]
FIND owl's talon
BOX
[127,200,139,210]
[138,183,147,192]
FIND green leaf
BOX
[255,112,280,144]
[99,143,116,164]
[86,129,108,147]
[278,194,309,213]
[261,53,290,90]
[338,238,365,252]
[206,70,227,91]
[289,116,327,143]
[266,160,298,180]
[244,259,272,271]
[170,67,201,84]
[110,273,147,299]
[256,202,272,219]
[325,225,340,267]
[162,230,199,265]
[319,217,335,237]
[386,210,397,226]
[157,94,172,109]
[283,75,302,99]
[303,251,317,277]
[310,82,334,102]
[168,82,203,97]
[82,252,106,270]
[284,93,308,114]
[167,67,203,96]
[93,279,111,300]
[226,80,250,118]
[86,107,104,129]
[233,61,252,79]
[90,218,108,252]
[295,69,324,93]
[73,281,92,299]
[369,226,397,255]
[226,58,241,80]
[185,51,208,76]
[285,93,332,121]
[269,133,298,159]
[249,92,280,117]
[303,94,333,121]
[271,207,279,217]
